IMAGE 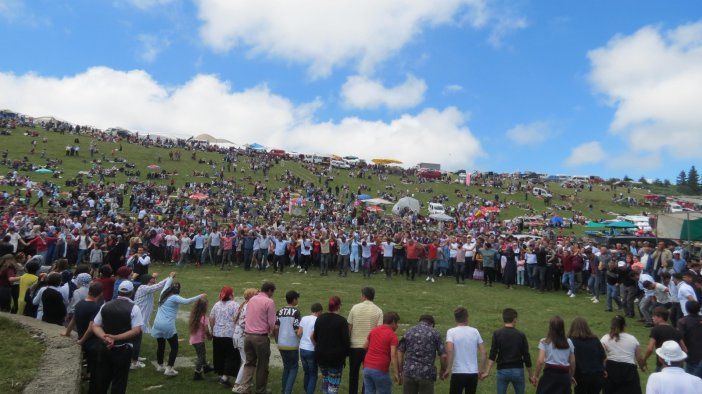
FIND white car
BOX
[532,187,552,198]
[428,202,445,214]
[331,160,350,169]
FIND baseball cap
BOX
[118,280,134,293]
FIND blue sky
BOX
[1,1,701,180]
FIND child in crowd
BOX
[189,297,212,381]
[517,251,526,286]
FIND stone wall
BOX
[0,313,82,394]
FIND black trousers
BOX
[449,373,478,394]
[95,345,132,394]
[348,347,367,394]
[131,332,142,361]
[574,372,605,394]
[213,336,240,376]
[156,335,179,366]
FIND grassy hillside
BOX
[0,126,665,233]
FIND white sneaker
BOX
[592,299,599,304]
[590,296,596,301]
[298,268,303,273]
[431,278,435,283]
[164,367,178,376]
[567,290,572,296]
[156,364,165,372]
[138,357,147,362]
[304,270,308,274]
[569,294,576,298]
[426,276,431,281]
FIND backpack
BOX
[23,283,42,318]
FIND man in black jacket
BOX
[92,280,143,394]
[481,308,533,394]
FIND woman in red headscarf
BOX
[210,286,241,386]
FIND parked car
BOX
[532,187,552,198]
[428,202,445,214]
[331,160,350,169]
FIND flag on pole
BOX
[465,172,471,186]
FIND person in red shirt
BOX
[363,311,401,393]
[405,239,420,281]
[426,239,440,283]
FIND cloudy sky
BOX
[0,1,700,179]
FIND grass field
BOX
[0,126,664,235]
[121,262,655,394]
[0,317,45,393]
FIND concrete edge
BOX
[0,312,81,394]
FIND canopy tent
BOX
[356,194,372,200]
[605,221,637,229]
[365,205,384,213]
[657,212,702,241]
[364,198,393,205]
[34,168,53,174]
[247,143,266,151]
[429,213,455,222]
[392,197,420,215]
[147,164,160,170]
[584,222,606,229]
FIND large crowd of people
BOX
[0,118,701,393]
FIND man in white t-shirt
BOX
[443,307,486,394]
[297,302,322,394]
[678,271,698,316]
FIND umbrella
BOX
[430,213,455,222]
[372,158,403,165]
[34,168,53,174]
[147,164,160,170]
[357,194,372,200]
[392,197,420,215]
[189,193,209,201]
[364,198,393,205]
[366,206,383,213]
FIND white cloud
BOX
[123,0,176,10]
[505,121,550,144]
[0,67,482,169]
[443,84,464,94]
[565,141,606,166]
[137,34,169,63]
[0,0,22,18]
[194,0,488,77]
[341,75,426,110]
[588,20,702,159]
[488,15,528,48]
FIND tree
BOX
[638,176,648,185]
[663,179,671,187]
[677,170,687,186]
[653,178,663,186]
[623,175,632,182]
[688,166,700,194]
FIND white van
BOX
[668,203,684,213]
[331,160,350,169]
[428,202,445,214]
[532,187,552,198]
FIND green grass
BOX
[0,126,666,236]
[0,317,45,393]
[123,263,654,393]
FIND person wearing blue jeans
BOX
[298,303,322,394]
[481,308,532,394]
[362,311,400,394]
[275,291,302,394]
[363,367,393,394]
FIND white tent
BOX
[392,197,420,215]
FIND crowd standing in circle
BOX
[1,121,702,393]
